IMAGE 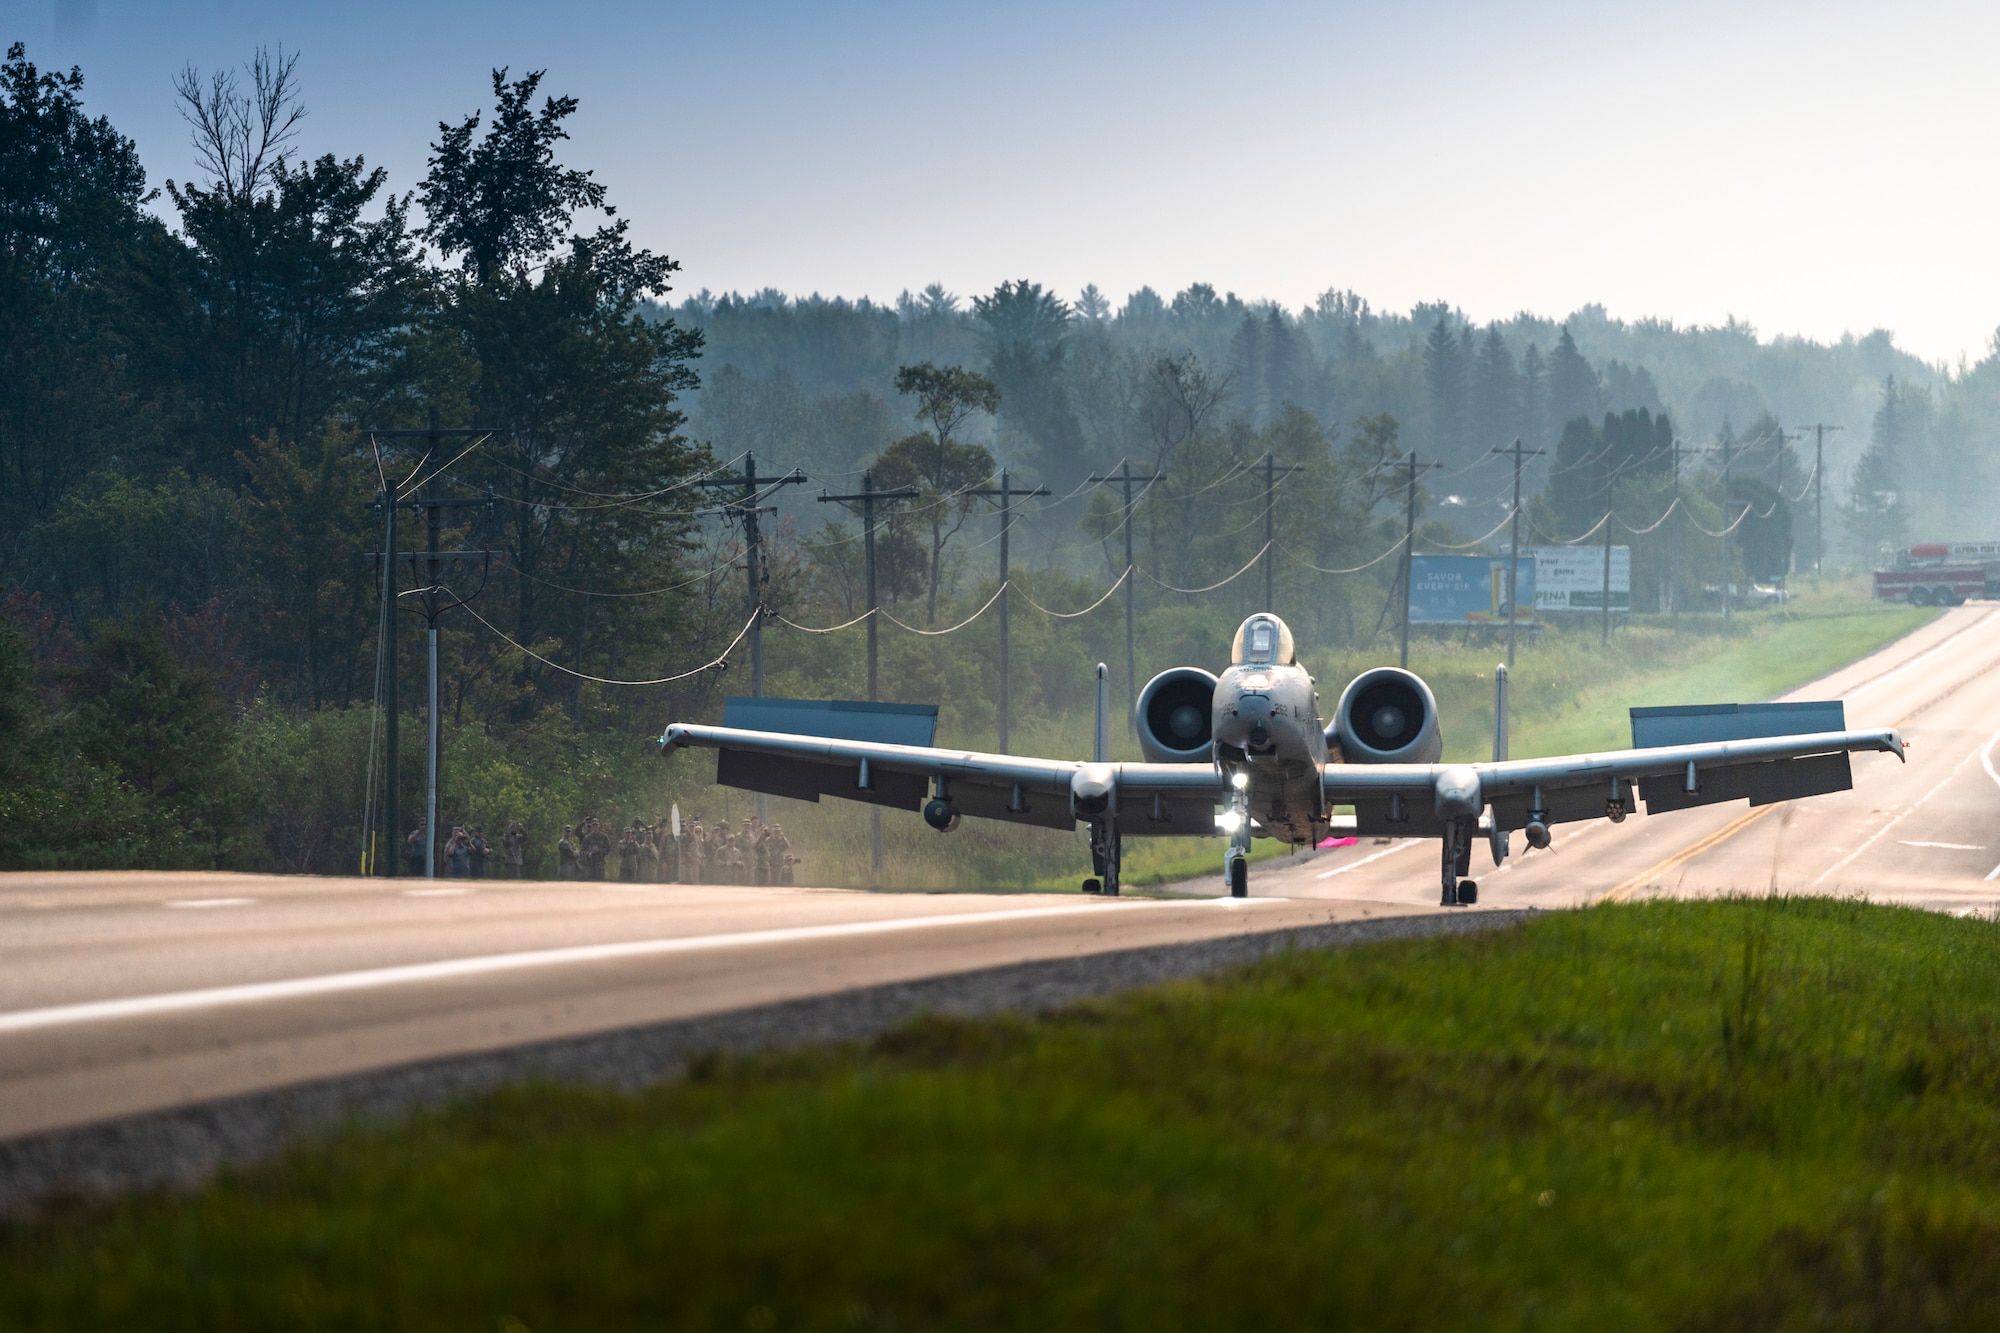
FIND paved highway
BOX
[1269,603,2000,912]
[1,604,1990,1142]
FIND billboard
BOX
[1533,546,1629,612]
[1407,555,1535,625]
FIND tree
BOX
[1473,326,1518,450]
[876,362,1000,624]
[65,617,248,863]
[1844,377,1912,562]
[0,43,156,546]
[423,68,709,722]
[1519,342,1548,450]
[974,279,1083,482]
[1546,326,1601,437]
[420,68,608,286]
[1422,314,1466,462]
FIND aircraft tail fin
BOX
[1094,663,1111,763]
[1492,664,1509,763]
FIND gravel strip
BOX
[0,907,1531,1217]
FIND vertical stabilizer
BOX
[1094,663,1111,763]
[1493,663,1510,763]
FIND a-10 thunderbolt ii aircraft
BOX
[659,613,1904,901]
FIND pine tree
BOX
[1547,326,1602,434]
[1422,314,1467,462]
[1473,326,1518,449]
[1520,342,1548,450]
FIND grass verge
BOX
[8,898,2000,1329]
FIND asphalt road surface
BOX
[0,604,1989,1143]
[1260,603,2000,912]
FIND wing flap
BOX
[1638,751,1852,815]
[715,748,928,811]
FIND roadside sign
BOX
[1533,546,1629,612]
[1408,555,1535,625]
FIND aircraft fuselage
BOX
[1212,657,1328,846]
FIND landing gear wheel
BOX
[1458,880,1478,905]
[1082,877,1102,895]
[1228,856,1249,898]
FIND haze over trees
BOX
[2,39,1997,873]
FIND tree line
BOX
[4,39,1994,876]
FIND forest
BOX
[3,40,1996,878]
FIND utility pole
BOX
[1086,460,1156,732]
[1798,423,1842,576]
[1489,437,1545,667]
[1602,459,1621,645]
[961,470,1050,753]
[363,414,489,876]
[1392,451,1444,669]
[697,453,807,824]
[1256,452,1308,614]
[819,471,918,882]
[1661,436,1706,632]
[1720,434,1737,626]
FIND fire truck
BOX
[1872,541,2000,605]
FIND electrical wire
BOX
[1142,542,1272,594]
[501,560,737,600]
[1419,507,1520,551]
[879,581,1011,636]
[459,605,757,685]
[1681,504,1759,538]
[1617,495,1682,535]
[1013,567,1132,618]
[774,607,878,635]
[401,433,495,499]
[1281,533,1405,575]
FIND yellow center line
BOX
[1598,805,1778,904]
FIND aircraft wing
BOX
[1322,727,1905,837]
[660,723,1228,836]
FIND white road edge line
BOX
[0,901,1204,1036]
[1831,607,2000,703]
[164,898,257,909]
[1316,839,1422,878]
[1814,729,2000,887]
[1981,729,2000,882]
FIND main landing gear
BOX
[1083,822,1122,896]
[1441,819,1478,907]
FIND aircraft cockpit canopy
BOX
[1231,614,1296,666]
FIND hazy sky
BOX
[24,0,2000,363]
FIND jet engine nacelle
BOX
[1136,667,1218,763]
[1332,667,1443,764]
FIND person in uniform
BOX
[404,819,427,876]
[469,825,490,879]
[583,818,611,881]
[678,820,700,884]
[447,826,473,878]
[617,825,640,881]
[503,821,527,879]
[636,823,659,882]
[753,826,771,886]
[557,825,579,880]
[769,824,793,885]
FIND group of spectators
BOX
[396,815,796,884]
[402,820,527,879]
[553,815,796,885]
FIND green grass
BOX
[12,898,2000,1329]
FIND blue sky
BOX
[23,0,2000,362]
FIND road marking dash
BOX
[163,898,256,909]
